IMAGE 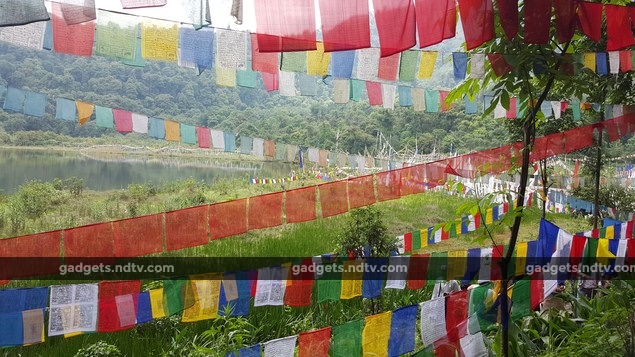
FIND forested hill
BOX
[0,42,511,156]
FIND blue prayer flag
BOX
[224,132,236,152]
[179,27,214,70]
[218,271,251,317]
[398,86,413,107]
[226,344,260,357]
[596,52,608,75]
[463,248,481,284]
[55,98,76,121]
[3,87,25,112]
[331,50,356,78]
[464,95,477,114]
[23,91,46,117]
[240,136,253,155]
[43,21,53,50]
[136,291,153,324]
[536,218,559,266]
[388,305,417,357]
[362,258,387,298]
[0,312,23,346]
[453,52,468,80]
[149,117,165,139]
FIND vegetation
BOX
[335,206,398,258]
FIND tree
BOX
[335,206,398,258]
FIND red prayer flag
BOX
[400,165,426,195]
[488,54,512,77]
[434,336,462,357]
[372,0,417,57]
[254,0,316,52]
[563,126,594,153]
[64,223,115,257]
[97,280,141,332]
[376,170,401,201]
[554,0,577,43]
[285,186,317,223]
[319,0,370,52]
[113,214,163,257]
[196,127,210,148]
[426,162,447,186]
[529,271,544,309]
[261,72,279,91]
[570,235,587,269]
[506,97,517,119]
[251,34,279,74]
[524,0,551,44]
[348,175,376,209]
[112,109,133,133]
[366,81,383,106]
[474,212,482,229]
[620,51,633,72]
[439,90,452,112]
[458,0,494,50]
[445,290,468,341]
[209,199,247,240]
[248,192,283,230]
[51,2,95,56]
[319,180,349,218]
[0,231,62,279]
[627,239,635,265]
[378,53,400,81]
[298,327,331,357]
[606,5,634,51]
[577,1,603,42]
[285,259,314,307]
[407,253,428,290]
[165,205,209,251]
[415,0,456,48]
[496,0,518,40]
[490,245,503,280]
[404,232,413,252]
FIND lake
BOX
[0,147,296,193]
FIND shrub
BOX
[74,341,122,357]
[336,206,398,257]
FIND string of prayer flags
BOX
[182,274,222,322]
[263,335,297,357]
[458,0,494,50]
[141,19,178,62]
[48,284,98,337]
[331,319,363,357]
[95,105,114,129]
[388,305,417,356]
[97,280,141,332]
[51,2,95,57]
[298,327,331,357]
[415,0,456,48]
[362,311,392,357]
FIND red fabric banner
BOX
[298,327,331,357]
[285,186,317,223]
[554,0,577,43]
[165,205,209,251]
[563,126,594,154]
[506,97,517,119]
[51,2,95,56]
[445,290,468,341]
[209,199,247,240]
[112,109,133,133]
[407,253,428,290]
[399,165,426,196]
[251,34,279,74]
[403,232,413,252]
[319,180,349,218]
[196,127,210,148]
[627,239,635,265]
[319,0,370,52]
[261,72,279,92]
[366,81,383,106]
[113,214,163,257]
[372,0,417,57]
[426,161,447,186]
[254,0,316,52]
[529,271,544,310]
[378,53,400,81]
[97,280,141,332]
[606,5,634,51]
[620,51,633,72]
[0,231,62,279]
[434,336,462,357]
[524,0,551,44]
[439,90,452,112]
[490,245,503,281]
[530,132,565,162]
[496,0,518,40]
[248,192,283,230]
[64,223,115,257]
[577,1,602,42]
[285,259,314,307]
[570,235,587,269]
[458,0,494,50]
[376,170,401,201]
[348,175,376,209]
[415,0,456,48]
[488,54,512,77]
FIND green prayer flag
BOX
[121,25,145,67]
[275,143,287,161]
[449,223,458,239]
[350,80,363,101]
[330,319,363,357]
[468,283,496,332]
[412,230,421,250]
[582,237,598,270]
[180,124,197,145]
[95,12,136,60]
[281,52,307,73]
[511,278,532,320]
[317,264,342,303]
[237,60,258,88]
[95,105,114,129]
[163,279,187,316]
[571,100,581,121]
[425,89,439,113]
[399,51,419,82]
[427,251,448,283]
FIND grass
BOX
[2,189,594,356]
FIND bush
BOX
[12,180,58,219]
[74,341,122,357]
[336,206,398,257]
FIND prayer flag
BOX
[182,274,222,322]
[453,52,468,80]
[263,336,297,357]
[23,91,46,118]
[254,0,316,52]
[523,0,551,44]
[331,50,356,78]
[388,305,417,357]
[606,5,634,51]
[362,311,392,357]
[298,327,330,357]
[319,0,370,52]
[56,98,77,121]
[420,297,446,347]
[418,52,438,79]
[415,0,456,48]
[141,19,178,62]
[373,0,416,57]
[458,0,494,50]
[76,101,94,125]
[51,2,95,56]
[331,320,363,357]
[307,42,330,76]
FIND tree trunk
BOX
[593,111,605,230]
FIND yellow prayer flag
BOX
[418,51,438,79]
[419,228,428,249]
[362,311,392,357]
[307,42,331,76]
[486,208,494,225]
[583,53,596,71]
[182,273,222,322]
[216,67,237,87]
[596,239,616,266]
[340,260,363,299]
[149,288,166,319]
[164,119,180,142]
[606,225,615,239]
[515,242,528,276]
[75,101,94,125]
[141,19,178,62]
[64,332,83,338]
[447,250,467,280]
